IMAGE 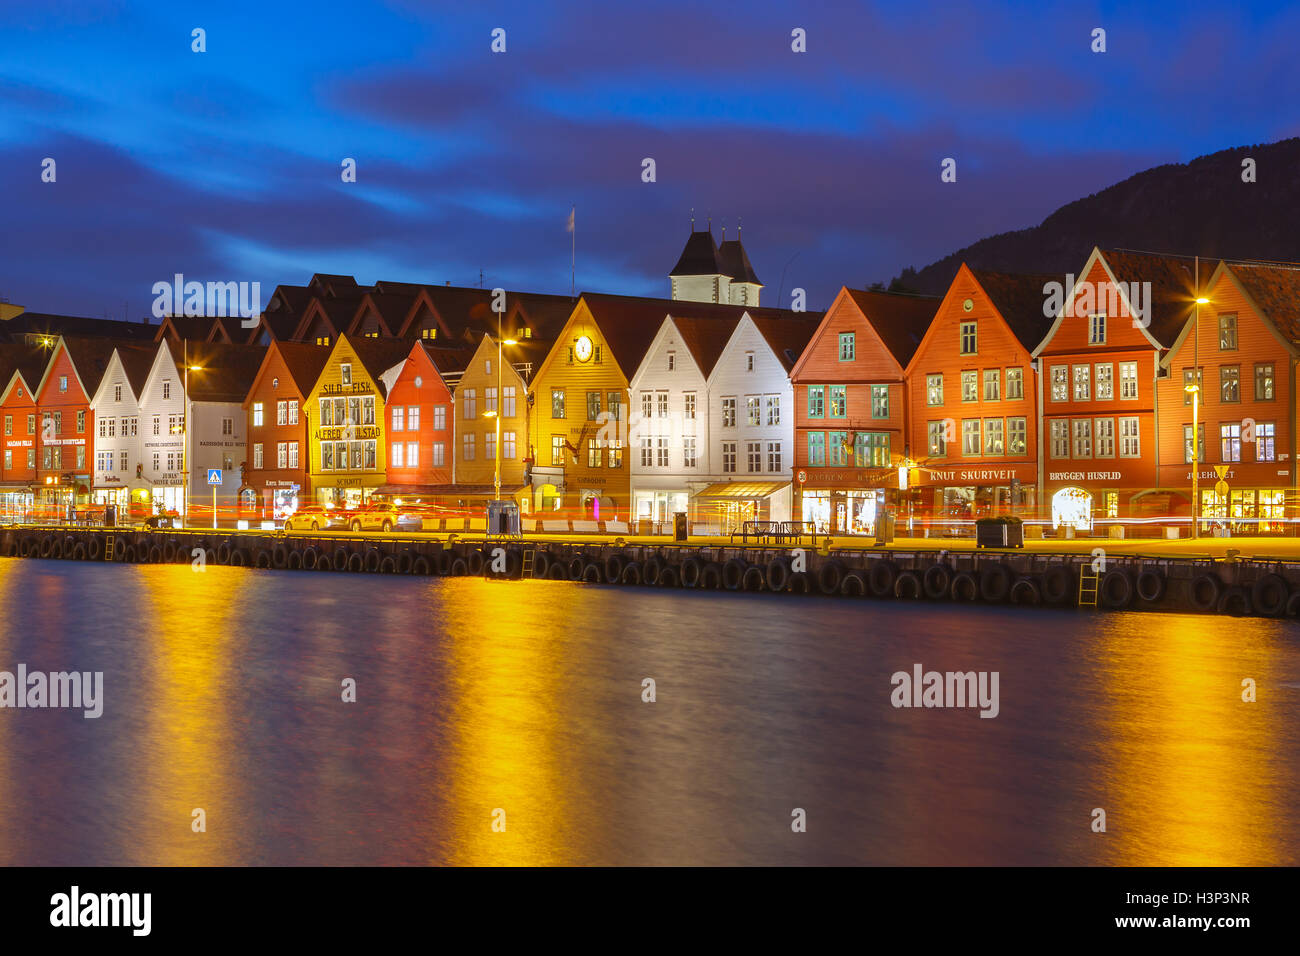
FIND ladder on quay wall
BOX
[103,533,115,561]
[521,548,536,578]
[1078,565,1099,606]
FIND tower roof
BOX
[718,238,761,285]
[669,229,724,277]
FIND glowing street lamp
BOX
[1188,289,1210,539]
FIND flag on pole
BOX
[566,206,575,233]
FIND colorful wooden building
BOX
[379,340,462,496]
[0,344,51,519]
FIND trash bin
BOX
[104,504,116,528]
[673,512,688,542]
[485,499,521,536]
[874,511,896,545]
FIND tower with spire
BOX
[668,219,762,306]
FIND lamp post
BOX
[488,304,518,504]
[178,341,204,529]
[1188,292,1209,539]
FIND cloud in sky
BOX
[1,0,1296,317]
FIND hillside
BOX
[891,138,1300,295]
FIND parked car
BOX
[283,505,346,531]
[342,501,425,532]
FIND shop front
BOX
[690,480,791,535]
[92,477,154,524]
[1043,465,1154,531]
[0,482,33,522]
[1162,462,1295,536]
[795,466,897,535]
[913,464,1037,533]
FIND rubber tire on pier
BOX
[742,565,766,591]
[922,563,952,600]
[546,562,567,580]
[722,558,747,591]
[1098,569,1134,609]
[765,558,790,593]
[468,550,485,575]
[567,556,585,580]
[332,547,350,572]
[677,556,700,588]
[581,563,603,584]
[644,555,665,586]
[951,572,979,602]
[435,550,452,575]
[163,541,177,562]
[530,551,550,578]
[72,542,87,560]
[364,549,382,573]
[1040,563,1074,605]
[657,565,680,587]
[255,550,272,569]
[347,552,365,573]
[412,555,432,576]
[229,548,249,567]
[287,549,303,570]
[380,555,399,574]
[123,544,137,563]
[978,563,1013,603]
[449,557,468,576]
[272,542,289,568]
[1284,591,1300,617]
[894,570,923,600]
[1009,578,1041,606]
[621,562,643,585]
[217,543,233,565]
[817,560,844,595]
[1188,573,1221,612]
[148,544,163,563]
[1135,568,1166,603]
[699,562,722,590]
[87,537,103,560]
[604,553,625,583]
[840,571,867,597]
[1217,586,1251,617]
[1250,573,1288,617]
[301,547,319,570]
[63,536,76,557]
[40,537,54,558]
[788,572,812,594]
[868,561,898,598]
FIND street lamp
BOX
[1188,293,1209,539]
[178,340,205,529]
[490,303,518,504]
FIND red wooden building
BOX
[377,340,464,495]
[0,344,51,519]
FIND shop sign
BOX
[922,466,1030,483]
[321,382,373,396]
[41,438,85,446]
[314,426,381,440]
[1047,470,1124,482]
[5,440,32,448]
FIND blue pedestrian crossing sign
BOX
[207,469,223,485]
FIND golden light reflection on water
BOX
[438,579,577,865]
[132,565,236,865]
[1090,613,1285,866]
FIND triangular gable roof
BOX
[0,343,53,405]
[670,229,724,277]
[291,296,363,341]
[243,340,334,408]
[968,268,1062,352]
[153,314,216,343]
[36,336,131,401]
[260,284,311,341]
[344,334,416,400]
[347,292,415,338]
[163,339,267,403]
[844,288,939,368]
[748,314,821,373]
[668,315,742,379]
[1218,260,1300,349]
[418,341,475,377]
[89,344,158,407]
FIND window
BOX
[1005,367,1024,400]
[1219,313,1237,350]
[108,418,116,437]
[587,391,601,420]
[588,438,603,468]
[766,395,780,426]
[162,381,170,399]
[684,437,697,468]
[1256,422,1276,461]
[288,442,299,468]
[434,405,447,430]
[828,385,846,418]
[746,353,755,372]
[807,386,824,418]
[639,437,653,468]
[321,443,333,470]
[827,431,848,467]
[27,414,34,435]
[982,369,999,402]
[432,442,445,467]
[959,322,977,354]
[667,351,675,371]
[1119,417,1140,458]
[114,384,122,402]
[59,375,67,392]
[485,431,496,463]
[657,392,669,419]
[767,441,781,472]
[1119,362,1138,400]
[253,443,263,469]
[684,393,696,420]
[222,417,233,436]
[1008,417,1027,456]
[1183,368,1202,405]
[152,415,160,435]
[1094,363,1113,400]
[1183,423,1204,463]
[606,392,620,421]
[806,433,824,467]
[3,415,10,436]
[463,433,475,461]
[252,402,263,427]
[641,391,653,420]
[288,400,298,425]
[278,442,289,469]
[551,436,565,466]
[392,406,404,430]
[485,388,498,415]
[606,440,623,468]
[961,420,980,456]
[961,370,977,402]
[856,432,890,467]
[411,440,423,467]
[1072,419,1092,458]
[340,363,352,385]
[391,443,404,468]
[1089,313,1106,344]
[1220,366,1240,403]
[744,441,760,472]
[1050,366,1068,402]
[461,388,476,419]
[1094,417,1115,457]
[26,448,33,469]
[278,401,288,426]
[502,388,515,418]
[485,359,492,376]
[871,385,889,419]
[657,438,670,468]
[724,441,738,472]
[839,333,855,361]
[1220,423,1241,462]
[1255,364,1275,401]
[1072,364,1090,401]
[548,388,566,419]
[983,418,1004,456]
[722,397,736,427]
[927,421,947,457]
[76,410,84,433]
[747,396,760,426]
[926,374,943,406]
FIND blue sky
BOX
[2,0,1298,317]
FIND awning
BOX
[692,481,790,501]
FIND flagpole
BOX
[570,204,576,298]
